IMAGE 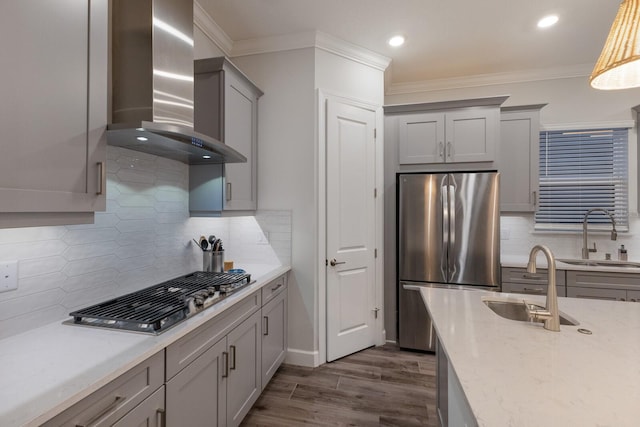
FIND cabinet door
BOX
[627,290,640,302]
[166,338,227,427]
[261,287,287,388]
[113,386,165,427]
[445,108,496,163]
[567,286,627,301]
[499,109,540,212]
[397,112,445,164]
[227,309,262,427]
[0,0,107,219]
[223,69,259,211]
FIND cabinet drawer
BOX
[261,274,287,306]
[566,270,640,290]
[502,282,567,297]
[42,351,164,427]
[166,289,261,379]
[567,286,627,301]
[502,267,566,286]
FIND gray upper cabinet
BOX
[194,57,263,212]
[388,97,506,166]
[0,0,107,228]
[499,105,545,212]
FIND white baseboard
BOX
[285,347,320,367]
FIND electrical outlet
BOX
[256,231,270,245]
[0,261,18,293]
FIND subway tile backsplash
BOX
[0,146,291,340]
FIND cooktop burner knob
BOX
[207,287,217,295]
[194,296,204,307]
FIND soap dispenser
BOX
[618,244,628,261]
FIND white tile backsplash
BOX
[0,146,291,340]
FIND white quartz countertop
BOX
[419,287,640,426]
[0,264,290,427]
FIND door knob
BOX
[329,259,345,266]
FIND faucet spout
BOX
[526,244,560,332]
[582,208,617,259]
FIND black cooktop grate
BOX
[68,272,251,332]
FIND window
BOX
[535,127,629,231]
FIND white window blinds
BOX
[535,128,629,231]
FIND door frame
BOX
[317,89,385,365]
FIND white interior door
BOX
[326,98,377,362]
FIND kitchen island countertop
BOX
[0,264,290,427]
[420,287,640,427]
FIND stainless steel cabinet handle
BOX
[96,162,106,195]
[271,283,283,292]
[523,287,545,294]
[226,182,232,201]
[156,408,166,427]
[522,274,543,280]
[447,141,452,158]
[75,395,123,427]
[222,351,229,378]
[532,190,537,206]
[230,345,236,370]
[329,259,345,266]
[263,315,269,336]
[439,141,444,158]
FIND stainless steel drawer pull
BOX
[264,315,269,336]
[226,182,232,201]
[271,283,283,292]
[523,287,544,294]
[96,162,106,195]
[230,345,237,370]
[156,408,166,427]
[75,395,123,427]
[522,274,543,280]
[222,351,229,377]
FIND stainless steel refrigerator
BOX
[398,171,501,351]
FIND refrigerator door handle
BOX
[441,185,449,275]
[448,184,456,247]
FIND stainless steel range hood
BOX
[108,0,246,164]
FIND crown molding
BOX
[194,1,233,56]
[230,30,391,71]
[386,63,596,95]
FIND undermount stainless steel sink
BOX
[482,298,579,326]
[557,258,640,269]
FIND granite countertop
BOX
[419,287,640,427]
[0,264,290,427]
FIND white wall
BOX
[231,49,318,362]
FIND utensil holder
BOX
[203,251,224,273]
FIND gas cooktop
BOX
[65,271,252,334]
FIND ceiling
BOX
[198,0,622,88]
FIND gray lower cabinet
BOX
[42,351,164,427]
[166,337,227,426]
[501,267,567,297]
[0,0,107,228]
[261,280,288,388]
[566,270,640,302]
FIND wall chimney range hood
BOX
[107,0,246,164]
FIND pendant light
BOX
[590,0,640,90]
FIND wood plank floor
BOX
[242,344,438,426]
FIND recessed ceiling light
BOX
[388,35,405,47]
[202,155,211,159]
[538,15,559,28]
[136,136,148,142]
